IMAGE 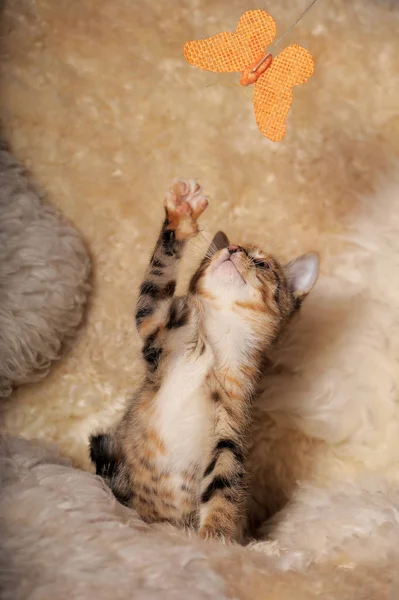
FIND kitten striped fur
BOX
[90,178,319,541]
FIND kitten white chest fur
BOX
[204,306,256,370]
[154,344,213,472]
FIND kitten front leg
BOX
[135,179,208,357]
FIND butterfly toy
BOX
[184,9,315,142]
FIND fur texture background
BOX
[0,139,91,397]
[1,0,399,597]
[1,434,398,600]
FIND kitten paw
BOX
[164,178,208,240]
[198,524,232,543]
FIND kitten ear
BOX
[208,231,229,255]
[284,252,319,299]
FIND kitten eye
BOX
[254,260,270,270]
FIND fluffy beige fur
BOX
[1,0,399,596]
[1,434,398,599]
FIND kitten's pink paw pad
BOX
[165,178,208,220]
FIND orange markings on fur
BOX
[138,315,161,337]
[143,447,156,462]
[184,10,314,141]
[160,488,175,502]
[182,496,194,508]
[222,373,241,388]
[197,289,218,302]
[234,300,266,312]
[183,470,197,484]
[166,211,183,232]
[223,390,242,402]
[239,363,258,379]
[166,213,198,241]
[147,428,167,455]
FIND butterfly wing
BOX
[253,45,314,142]
[184,10,276,73]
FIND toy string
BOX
[206,0,321,99]
[271,0,321,51]
[252,0,321,72]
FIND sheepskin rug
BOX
[1,0,399,597]
[1,433,398,600]
[0,139,91,397]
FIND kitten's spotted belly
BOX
[136,350,212,523]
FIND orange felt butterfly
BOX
[184,10,314,142]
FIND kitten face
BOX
[190,231,319,325]
[193,245,289,310]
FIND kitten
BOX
[90,178,319,542]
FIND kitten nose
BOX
[228,245,243,255]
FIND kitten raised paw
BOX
[164,178,208,240]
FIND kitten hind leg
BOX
[89,433,133,506]
[198,402,248,543]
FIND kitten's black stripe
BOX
[216,439,244,463]
[140,281,160,298]
[203,439,244,478]
[152,258,165,269]
[166,300,189,329]
[142,329,162,370]
[143,329,160,346]
[162,219,182,257]
[201,476,232,503]
[135,306,154,324]
[139,280,176,301]
[143,345,162,369]
[203,457,217,478]
[162,280,176,297]
[151,268,163,277]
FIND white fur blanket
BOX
[1,434,397,600]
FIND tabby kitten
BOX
[90,178,319,541]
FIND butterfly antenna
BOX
[270,0,321,52]
[251,0,320,74]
